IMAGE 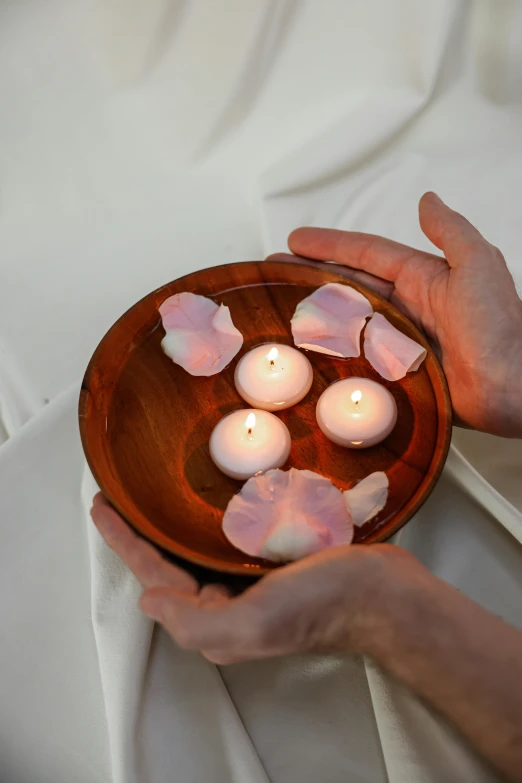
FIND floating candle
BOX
[209,409,291,480]
[234,343,313,411]
[316,377,397,448]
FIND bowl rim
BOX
[79,259,453,576]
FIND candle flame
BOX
[267,347,278,364]
[245,412,256,431]
[351,390,362,404]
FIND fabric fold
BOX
[82,469,270,783]
[82,469,155,783]
[2,2,522,781]
[446,446,522,546]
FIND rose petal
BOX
[344,472,389,526]
[291,283,373,358]
[223,468,353,562]
[364,313,427,381]
[159,292,243,376]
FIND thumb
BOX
[419,192,500,268]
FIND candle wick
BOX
[270,360,275,369]
[247,427,252,436]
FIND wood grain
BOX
[79,261,452,576]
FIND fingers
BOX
[201,651,243,665]
[140,586,262,655]
[280,194,501,281]
[266,252,394,300]
[419,192,502,268]
[197,584,238,664]
[143,582,241,664]
[92,492,107,507]
[92,494,242,659]
[90,494,198,595]
[137,547,380,663]
[199,583,233,605]
[287,227,441,282]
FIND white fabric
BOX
[1,1,522,781]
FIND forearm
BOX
[363,565,522,781]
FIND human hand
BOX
[91,493,416,664]
[91,493,522,780]
[268,193,522,438]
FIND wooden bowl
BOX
[79,261,452,577]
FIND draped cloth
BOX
[1,3,521,780]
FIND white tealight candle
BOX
[209,409,291,480]
[316,378,397,448]
[234,343,313,411]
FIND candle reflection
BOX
[316,377,397,449]
[209,409,291,480]
[234,343,313,411]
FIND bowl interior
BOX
[79,261,452,576]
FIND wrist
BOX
[469,347,522,439]
[350,546,438,658]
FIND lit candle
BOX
[209,409,291,480]
[316,378,397,448]
[234,343,313,411]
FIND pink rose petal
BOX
[159,292,243,376]
[364,313,427,381]
[291,283,373,358]
[223,468,353,563]
[344,472,389,526]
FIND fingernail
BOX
[91,508,116,534]
[425,191,443,204]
